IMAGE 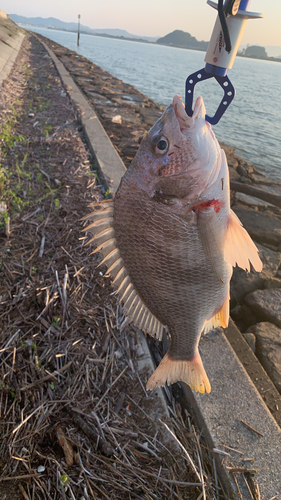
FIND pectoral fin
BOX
[224,210,263,272]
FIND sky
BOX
[2,0,281,47]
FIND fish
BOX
[83,95,262,394]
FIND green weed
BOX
[43,122,53,137]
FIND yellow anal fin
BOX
[146,352,211,394]
[203,293,229,333]
[224,210,263,272]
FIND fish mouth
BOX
[172,95,206,132]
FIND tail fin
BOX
[146,352,211,394]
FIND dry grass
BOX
[0,33,225,499]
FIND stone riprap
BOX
[231,243,281,305]
[245,288,281,328]
[247,322,281,392]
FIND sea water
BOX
[26,26,281,179]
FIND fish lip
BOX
[172,95,206,132]
[172,95,192,132]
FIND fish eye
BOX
[157,139,168,151]
[152,135,169,156]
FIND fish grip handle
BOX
[185,67,235,125]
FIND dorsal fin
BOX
[83,200,165,340]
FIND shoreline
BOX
[17,24,281,63]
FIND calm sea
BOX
[26,26,281,179]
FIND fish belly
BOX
[114,188,230,361]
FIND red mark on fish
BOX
[192,199,224,214]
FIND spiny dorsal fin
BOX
[83,201,165,340]
[81,206,114,221]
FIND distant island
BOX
[156,30,280,62]
[238,45,281,62]
[156,30,208,51]
[9,14,281,62]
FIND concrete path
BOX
[0,13,25,86]
[184,321,281,499]
[31,35,281,500]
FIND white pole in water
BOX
[77,14,81,46]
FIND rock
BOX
[239,176,250,184]
[236,164,248,177]
[230,304,258,331]
[120,94,147,105]
[227,156,239,169]
[251,174,281,186]
[245,289,281,328]
[86,91,112,104]
[247,322,281,393]
[139,108,162,126]
[112,115,122,124]
[234,192,274,208]
[230,243,281,305]
[264,278,281,289]
[243,333,256,352]
[229,167,240,182]
[118,142,138,158]
[220,142,234,156]
[233,208,281,246]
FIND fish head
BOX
[132,95,221,200]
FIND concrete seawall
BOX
[0,12,25,85]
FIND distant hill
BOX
[9,14,158,42]
[240,44,281,58]
[157,30,208,51]
[245,45,267,58]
